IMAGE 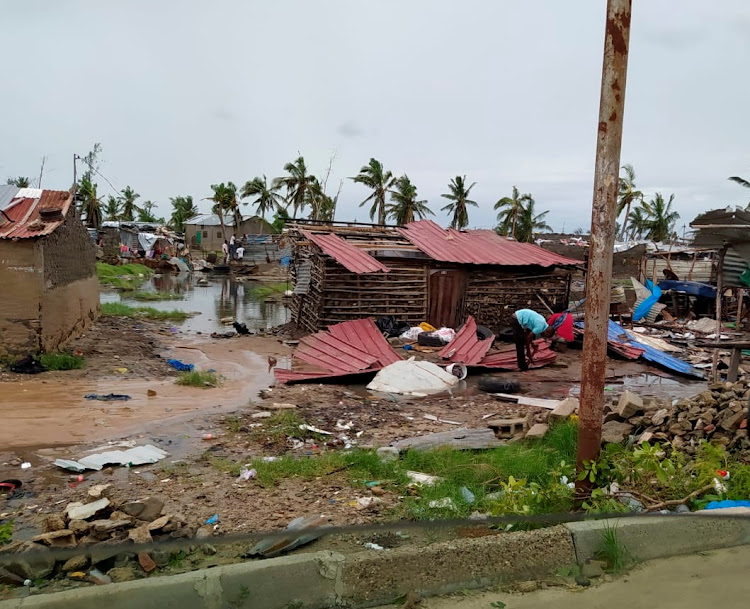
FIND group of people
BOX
[510,308,574,371]
[221,235,245,263]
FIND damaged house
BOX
[0,186,98,357]
[287,220,580,334]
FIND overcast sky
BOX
[2,1,749,233]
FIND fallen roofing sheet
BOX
[301,229,389,274]
[478,340,557,370]
[398,220,580,267]
[54,444,168,472]
[438,315,495,365]
[274,318,402,384]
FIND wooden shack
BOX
[287,220,580,334]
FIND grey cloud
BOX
[337,120,365,138]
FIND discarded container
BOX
[238,468,256,481]
[445,363,468,381]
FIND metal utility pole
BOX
[576,0,633,490]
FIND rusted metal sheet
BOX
[478,340,557,370]
[399,220,580,267]
[0,189,72,239]
[301,229,390,274]
[439,315,494,365]
[577,0,633,485]
[428,269,466,328]
[274,318,402,384]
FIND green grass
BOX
[595,523,631,572]
[0,521,12,545]
[40,353,84,371]
[101,302,188,321]
[97,262,154,289]
[176,370,219,387]
[121,290,184,301]
[249,282,290,298]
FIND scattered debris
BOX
[54,445,168,472]
[393,428,506,451]
[245,515,329,558]
[406,471,443,487]
[84,394,132,402]
[166,358,194,372]
[367,358,459,395]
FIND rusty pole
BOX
[576,0,633,489]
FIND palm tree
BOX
[169,195,198,233]
[273,156,316,218]
[5,176,31,187]
[137,200,159,222]
[441,175,478,230]
[79,176,102,228]
[642,193,679,242]
[241,175,284,220]
[103,195,121,221]
[386,175,433,225]
[350,158,395,225]
[207,183,238,242]
[626,205,648,240]
[303,177,341,222]
[513,198,552,243]
[120,186,140,222]
[617,164,643,240]
[494,186,533,239]
[728,173,750,204]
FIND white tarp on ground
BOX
[367,358,459,395]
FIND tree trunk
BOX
[511,208,518,239]
[217,209,227,245]
[378,192,385,225]
[618,200,631,240]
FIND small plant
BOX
[168,550,187,568]
[40,353,84,371]
[176,370,219,387]
[0,521,13,545]
[595,523,630,572]
[224,416,243,433]
[489,602,507,609]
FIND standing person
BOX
[235,244,245,261]
[229,234,237,261]
[221,239,229,263]
[510,309,553,371]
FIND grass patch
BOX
[97,262,153,290]
[40,353,84,371]
[249,282,290,298]
[0,521,13,545]
[595,523,631,572]
[101,302,188,321]
[121,290,184,301]
[176,370,219,387]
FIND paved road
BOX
[412,544,750,609]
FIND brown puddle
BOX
[0,336,290,450]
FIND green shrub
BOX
[40,353,84,371]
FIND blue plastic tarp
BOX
[633,279,662,322]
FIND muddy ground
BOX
[0,315,710,597]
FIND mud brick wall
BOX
[465,269,571,332]
[0,240,44,356]
[42,211,96,289]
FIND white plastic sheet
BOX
[366,358,458,395]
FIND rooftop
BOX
[0,185,73,239]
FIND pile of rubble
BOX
[601,382,750,453]
[0,489,205,586]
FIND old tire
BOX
[417,333,445,347]
[477,377,521,394]
[476,325,493,340]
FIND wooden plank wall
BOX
[465,269,571,331]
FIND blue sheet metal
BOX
[658,280,716,299]
[609,320,704,379]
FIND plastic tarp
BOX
[138,232,158,251]
[53,444,168,472]
[633,279,662,322]
[367,358,459,395]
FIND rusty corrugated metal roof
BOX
[398,220,581,267]
[0,189,72,239]
[301,229,390,274]
[478,340,557,370]
[438,315,495,365]
[274,318,402,384]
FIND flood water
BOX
[100,273,291,333]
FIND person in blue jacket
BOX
[511,309,555,371]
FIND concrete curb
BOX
[1,517,749,609]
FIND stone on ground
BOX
[601,420,634,444]
[617,390,643,419]
[549,397,579,422]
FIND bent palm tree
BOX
[617,164,643,239]
[79,176,102,228]
[514,199,551,243]
[120,186,140,222]
[386,175,433,225]
[626,205,649,240]
[137,200,159,223]
[642,193,679,242]
[169,195,198,233]
[103,195,121,221]
[350,158,395,225]
[495,186,532,239]
[241,176,284,220]
[274,156,315,218]
[441,175,477,230]
[728,173,750,205]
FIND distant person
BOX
[511,309,555,371]
[229,234,237,260]
[221,239,229,263]
[235,245,245,260]
[662,268,679,281]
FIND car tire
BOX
[477,377,521,394]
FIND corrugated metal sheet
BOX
[478,340,557,370]
[274,318,402,384]
[185,213,236,227]
[0,189,72,239]
[438,315,495,365]
[723,244,750,287]
[643,258,713,283]
[293,259,312,295]
[399,220,581,267]
[301,230,390,274]
[0,185,20,211]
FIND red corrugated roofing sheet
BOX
[478,340,557,370]
[398,220,581,267]
[301,229,389,274]
[438,315,495,365]
[274,318,403,384]
[0,190,72,239]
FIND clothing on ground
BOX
[514,309,548,336]
[547,312,574,342]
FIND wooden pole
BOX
[712,246,727,382]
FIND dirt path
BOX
[415,544,750,609]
